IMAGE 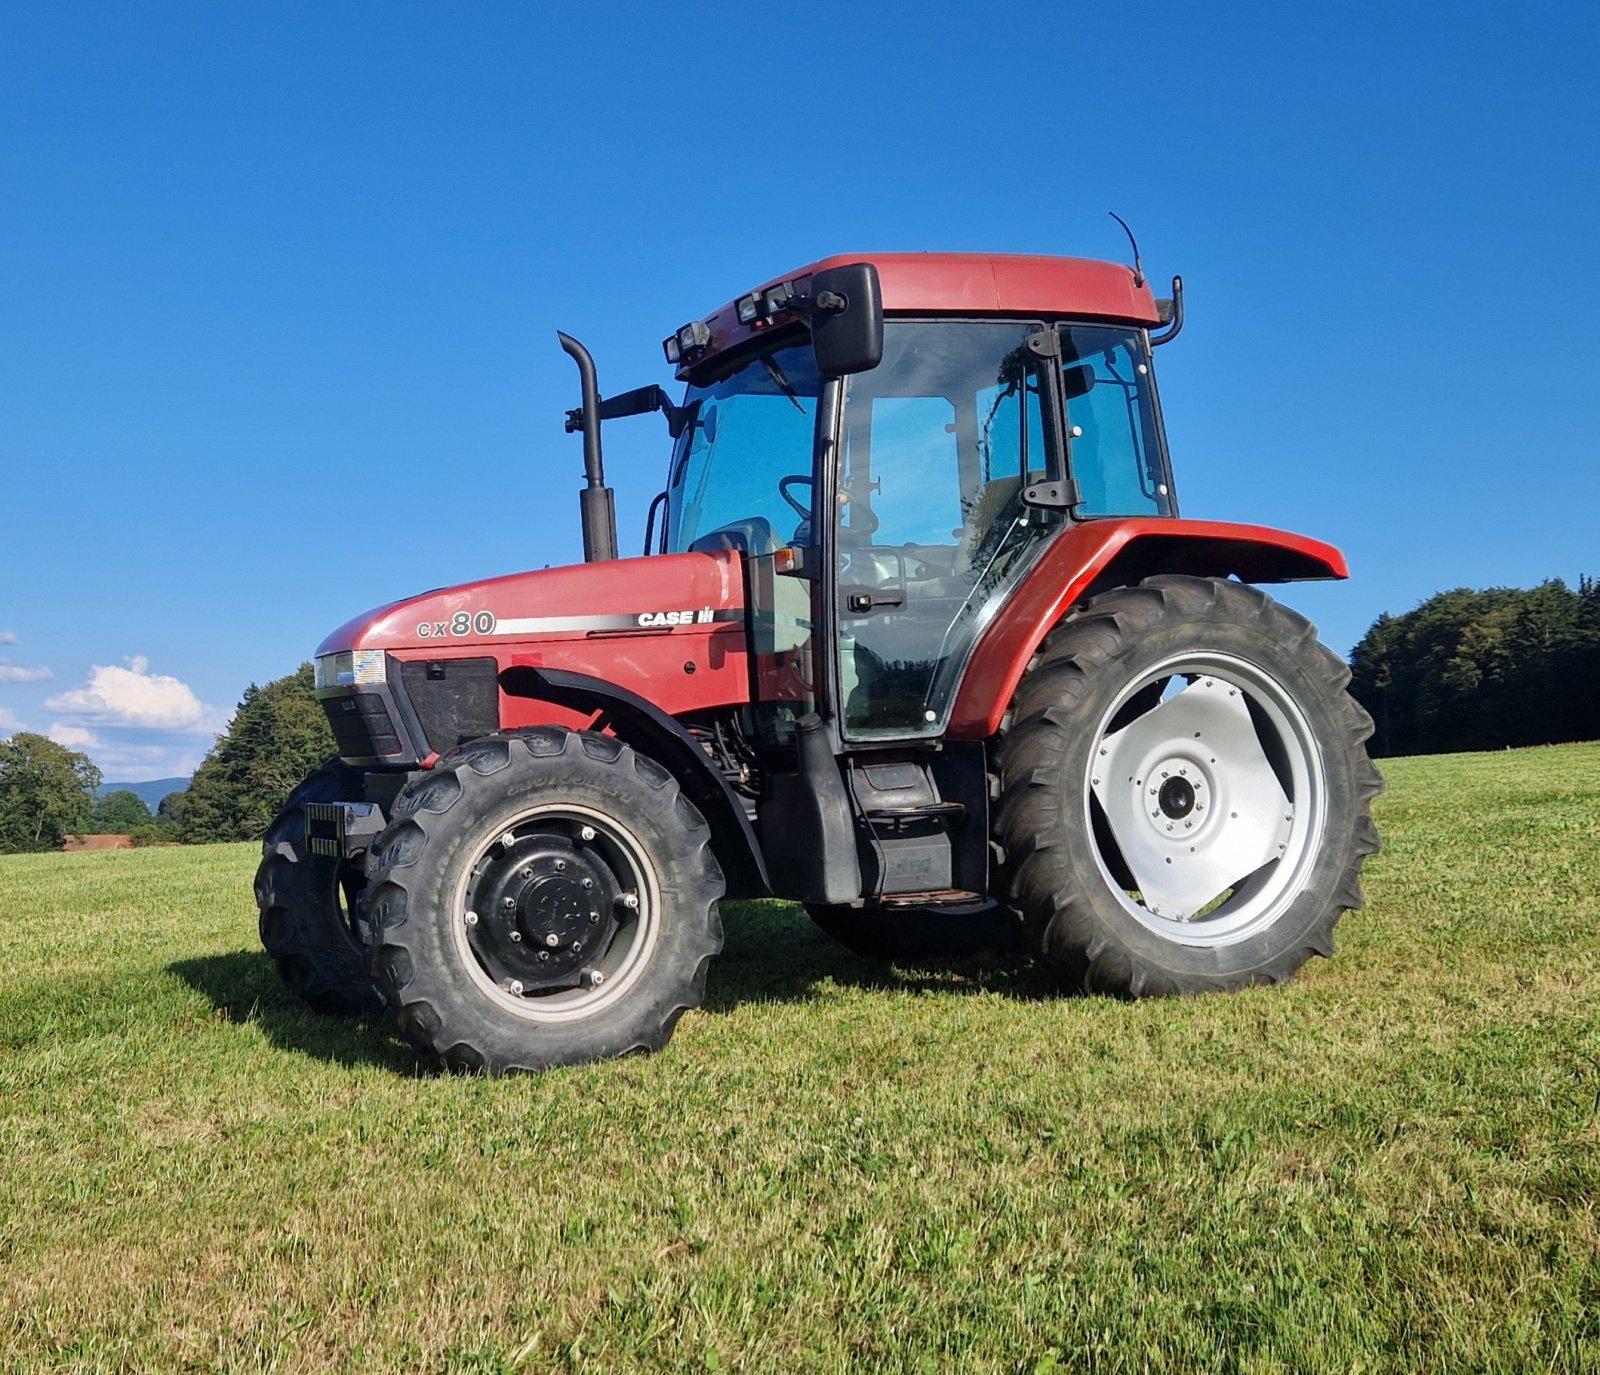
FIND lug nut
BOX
[499,832,516,848]
[620,892,639,911]
[580,825,596,841]
[503,897,516,909]
[571,940,583,954]
[581,878,594,889]
[507,979,524,995]
[554,859,567,871]
[582,969,605,988]
[463,910,479,927]
[509,930,522,942]
[588,911,599,923]
[537,950,550,962]
[544,933,560,947]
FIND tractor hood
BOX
[315,550,746,657]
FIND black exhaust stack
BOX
[558,331,618,562]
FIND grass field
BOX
[2,744,1598,1374]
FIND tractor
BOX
[256,250,1382,1074]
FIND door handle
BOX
[846,589,906,614]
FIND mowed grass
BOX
[2,745,1598,1374]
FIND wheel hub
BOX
[466,832,622,992]
[1092,675,1294,922]
[1157,775,1196,819]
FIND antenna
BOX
[1108,211,1145,287]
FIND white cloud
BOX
[0,706,24,733]
[44,656,224,733]
[0,661,52,684]
[0,630,17,645]
[46,722,200,777]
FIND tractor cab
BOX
[660,295,1176,749]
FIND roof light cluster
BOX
[661,319,711,366]
[735,280,798,326]
[661,278,805,367]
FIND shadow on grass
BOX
[702,900,1060,1013]
[168,950,424,1074]
[168,903,1055,1072]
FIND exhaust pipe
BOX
[557,331,618,562]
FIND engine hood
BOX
[315,550,746,656]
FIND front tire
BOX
[255,760,384,1017]
[364,728,724,1075]
[994,575,1382,996]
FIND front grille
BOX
[323,691,402,760]
[399,657,500,755]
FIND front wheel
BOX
[364,728,724,1075]
[994,575,1382,997]
[255,760,384,1017]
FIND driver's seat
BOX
[688,516,781,557]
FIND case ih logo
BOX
[636,607,716,628]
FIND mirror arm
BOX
[1150,274,1185,347]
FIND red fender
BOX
[946,519,1348,739]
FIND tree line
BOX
[0,664,334,853]
[1349,577,1600,757]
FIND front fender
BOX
[946,519,1347,739]
[498,666,770,898]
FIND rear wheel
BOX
[805,900,1023,960]
[255,760,384,1017]
[364,728,724,1075]
[994,575,1382,996]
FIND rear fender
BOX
[947,519,1348,739]
[498,666,770,898]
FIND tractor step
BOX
[879,888,986,910]
[864,801,966,825]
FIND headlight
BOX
[314,650,387,690]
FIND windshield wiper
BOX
[760,354,808,416]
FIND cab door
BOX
[832,320,1066,740]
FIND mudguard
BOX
[947,518,1347,739]
[498,665,770,898]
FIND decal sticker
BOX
[635,607,716,628]
[417,610,497,638]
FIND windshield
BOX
[663,342,823,556]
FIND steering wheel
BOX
[778,474,812,521]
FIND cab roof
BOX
[680,252,1162,378]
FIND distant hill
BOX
[96,777,189,811]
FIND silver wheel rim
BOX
[449,802,662,1023]
[1084,651,1324,947]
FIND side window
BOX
[846,396,962,546]
[1061,328,1169,517]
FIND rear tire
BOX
[805,900,1024,960]
[255,760,384,1017]
[994,575,1382,997]
[364,728,724,1075]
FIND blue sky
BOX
[3,2,1596,779]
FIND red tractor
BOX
[257,251,1381,1074]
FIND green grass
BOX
[2,743,1598,1374]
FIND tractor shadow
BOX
[168,950,425,1074]
[701,900,1059,1013]
[169,904,1055,1073]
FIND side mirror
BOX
[808,263,883,378]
